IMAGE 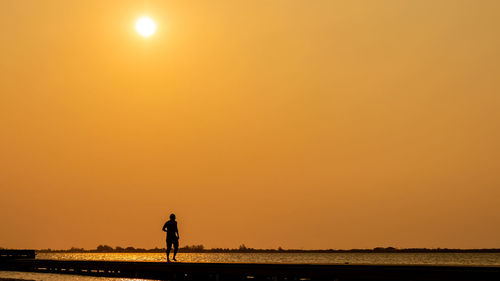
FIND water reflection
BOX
[35,252,500,266]
[0,270,155,281]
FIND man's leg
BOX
[166,239,172,262]
[173,238,179,261]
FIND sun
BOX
[135,16,156,37]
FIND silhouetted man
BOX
[162,213,179,262]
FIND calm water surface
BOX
[1,252,499,280]
[36,252,500,265]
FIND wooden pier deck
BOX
[0,250,35,260]
[1,259,499,281]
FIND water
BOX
[35,252,500,265]
[1,252,499,280]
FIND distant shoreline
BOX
[31,246,500,254]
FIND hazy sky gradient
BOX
[1,0,499,250]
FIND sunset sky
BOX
[1,0,499,250]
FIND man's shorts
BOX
[166,236,179,249]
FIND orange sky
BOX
[1,0,499,250]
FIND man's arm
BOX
[162,222,168,232]
[176,223,179,238]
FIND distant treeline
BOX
[35,245,500,253]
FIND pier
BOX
[1,251,500,280]
[0,250,35,260]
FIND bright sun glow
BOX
[135,16,156,37]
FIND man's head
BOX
[170,213,176,220]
